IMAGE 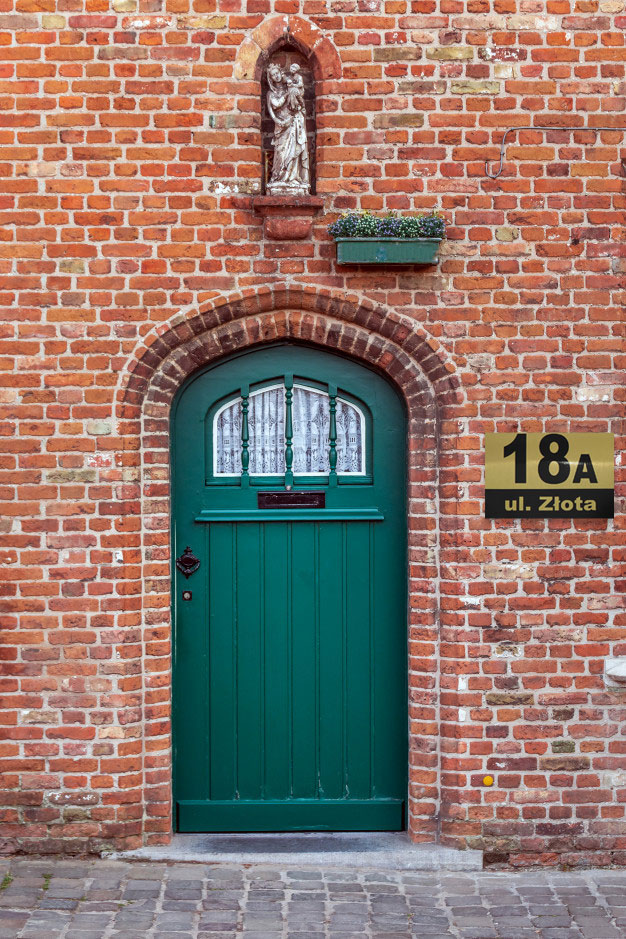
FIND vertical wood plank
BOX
[289,521,317,798]
[371,518,406,798]
[344,521,374,799]
[317,522,344,798]
[235,522,264,799]
[171,525,210,805]
[207,523,237,800]
[262,522,291,800]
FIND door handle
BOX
[176,546,200,578]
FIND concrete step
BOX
[114,831,483,871]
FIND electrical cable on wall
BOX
[485,125,626,178]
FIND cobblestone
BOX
[1,859,626,937]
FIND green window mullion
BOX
[328,383,338,488]
[240,384,250,488]
[284,374,294,488]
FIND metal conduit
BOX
[484,124,626,178]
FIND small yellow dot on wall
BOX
[483,775,494,787]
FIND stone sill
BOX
[253,195,324,240]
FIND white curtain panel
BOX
[293,386,330,473]
[248,385,285,475]
[214,385,364,476]
[335,398,363,474]
[215,397,242,475]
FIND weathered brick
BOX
[0,2,622,872]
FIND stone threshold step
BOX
[113,832,483,871]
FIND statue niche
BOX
[261,48,316,196]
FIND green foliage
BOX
[328,210,446,241]
[354,212,378,237]
[0,873,12,891]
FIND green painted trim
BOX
[203,475,374,487]
[195,508,385,522]
[335,237,440,265]
[177,799,404,832]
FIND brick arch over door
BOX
[115,284,464,848]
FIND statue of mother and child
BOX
[266,62,310,195]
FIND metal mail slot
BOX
[258,491,325,509]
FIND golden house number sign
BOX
[485,433,614,519]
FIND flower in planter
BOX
[414,212,446,239]
[354,212,379,237]
[328,210,446,240]
[397,216,422,238]
[327,213,359,238]
[377,214,403,238]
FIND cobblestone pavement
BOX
[1,858,626,939]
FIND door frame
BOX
[121,285,459,848]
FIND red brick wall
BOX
[0,3,624,867]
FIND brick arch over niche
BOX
[116,285,464,848]
[234,15,342,82]
[234,15,341,198]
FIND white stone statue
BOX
[266,62,310,195]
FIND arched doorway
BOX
[171,342,408,832]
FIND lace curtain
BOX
[249,385,284,475]
[335,398,363,473]
[215,385,364,476]
[214,398,241,475]
[292,386,328,473]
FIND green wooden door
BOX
[172,344,407,832]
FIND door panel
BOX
[172,344,407,831]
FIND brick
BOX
[0,1,622,873]
[450,81,501,94]
[426,47,474,60]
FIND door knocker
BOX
[176,546,200,578]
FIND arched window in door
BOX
[213,382,365,478]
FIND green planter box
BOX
[335,237,441,265]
